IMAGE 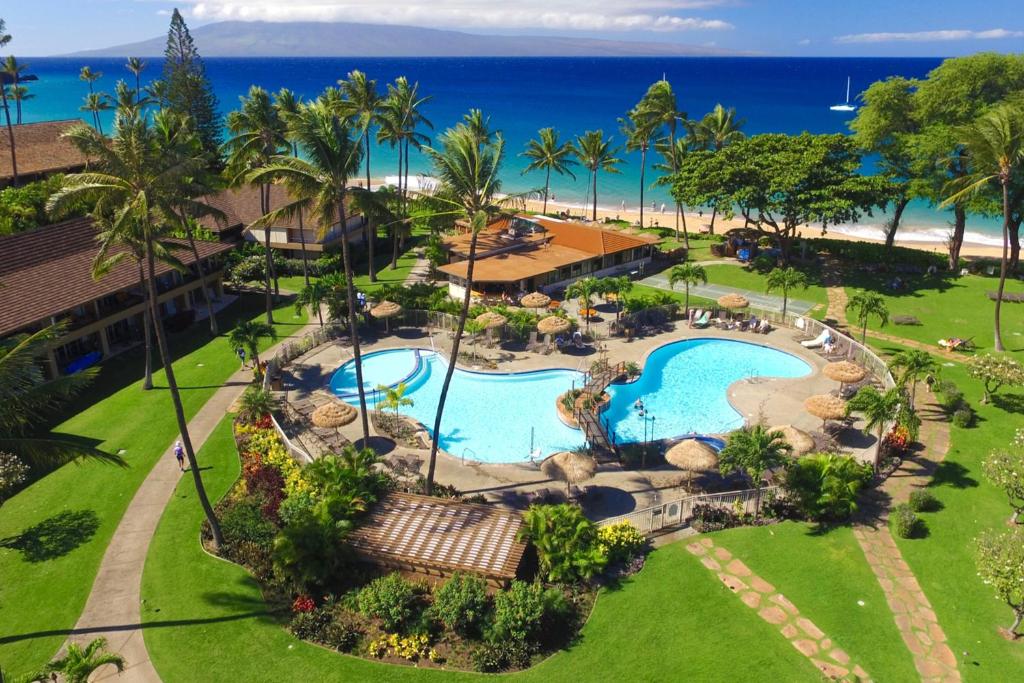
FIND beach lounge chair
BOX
[939,337,974,352]
[692,310,712,329]
[801,329,832,348]
[757,319,772,334]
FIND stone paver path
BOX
[63,314,323,682]
[825,286,849,327]
[851,392,960,682]
[686,538,871,682]
[403,252,431,285]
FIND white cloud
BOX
[798,38,811,45]
[835,28,1024,44]
[185,1,735,33]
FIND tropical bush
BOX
[596,522,646,564]
[975,527,1024,637]
[472,640,532,673]
[889,503,921,539]
[289,608,333,642]
[430,573,489,636]
[686,503,741,532]
[220,498,278,548]
[489,580,569,645]
[518,504,607,583]
[323,613,364,653]
[908,489,940,513]
[952,406,976,428]
[982,437,1024,524]
[0,451,29,507]
[783,453,872,522]
[357,573,422,632]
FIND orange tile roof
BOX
[438,242,594,283]
[0,119,91,182]
[532,217,659,254]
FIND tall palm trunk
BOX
[948,206,967,270]
[994,176,1010,352]
[366,133,376,282]
[543,166,551,214]
[1008,216,1021,274]
[259,183,275,324]
[145,240,223,547]
[1,87,18,186]
[392,220,400,270]
[426,228,480,495]
[138,261,154,391]
[591,168,598,221]
[184,223,218,335]
[680,204,689,248]
[338,197,370,442]
[639,145,646,229]
[294,143,311,289]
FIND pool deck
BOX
[281,320,874,520]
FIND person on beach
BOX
[660,203,666,213]
[174,441,185,471]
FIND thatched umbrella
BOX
[804,394,848,429]
[541,450,598,497]
[666,439,720,490]
[717,293,750,310]
[537,315,571,342]
[476,311,507,345]
[371,300,403,333]
[823,360,867,392]
[311,400,358,428]
[520,291,551,314]
[769,424,815,456]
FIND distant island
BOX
[64,20,743,58]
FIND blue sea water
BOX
[16,56,1002,241]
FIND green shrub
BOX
[277,490,316,527]
[289,608,333,642]
[220,499,278,549]
[686,503,741,532]
[908,490,939,513]
[783,453,872,522]
[323,612,363,652]
[889,504,920,539]
[490,581,569,645]
[518,504,607,583]
[952,406,975,428]
[471,640,532,673]
[597,522,646,564]
[357,573,421,632]
[430,573,490,636]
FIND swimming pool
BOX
[329,349,586,463]
[604,338,811,443]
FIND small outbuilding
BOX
[347,493,529,587]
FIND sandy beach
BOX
[517,197,1007,260]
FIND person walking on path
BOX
[173,441,185,471]
[236,347,247,368]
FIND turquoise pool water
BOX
[329,349,586,463]
[604,338,811,443]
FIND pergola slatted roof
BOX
[347,493,526,582]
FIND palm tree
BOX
[1,55,28,184]
[621,96,660,229]
[125,57,146,105]
[0,325,125,474]
[79,65,101,94]
[8,84,31,125]
[0,19,10,48]
[941,103,1024,352]
[338,70,383,281]
[421,117,505,494]
[719,423,791,516]
[692,104,745,233]
[226,320,277,371]
[765,267,809,319]
[378,76,432,207]
[889,349,938,409]
[50,107,225,547]
[378,382,414,417]
[238,385,277,423]
[599,274,633,322]
[845,290,889,344]
[668,262,708,314]
[350,185,402,270]
[653,137,692,245]
[521,127,576,214]
[847,386,902,472]
[572,130,623,221]
[295,278,328,327]
[248,97,371,443]
[566,276,602,332]
[639,79,687,236]
[271,87,313,289]
[224,86,289,324]
[43,637,125,683]
[80,92,110,134]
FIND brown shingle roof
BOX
[0,119,90,182]
[199,184,359,233]
[534,217,659,254]
[347,493,527,582]
[0,217,234,337]
[438,243,594,283]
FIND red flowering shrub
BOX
[292,595,316,613]
[242,451,286,521]
[884,425,911,454]
[251,414,273,430]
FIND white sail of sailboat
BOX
[830,77,856,112]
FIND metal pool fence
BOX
[598,486,782,535]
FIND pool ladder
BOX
[461,448,477,465]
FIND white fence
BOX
[599,486,781,535]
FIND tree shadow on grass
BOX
[0,509,100,563]
[991,392,1024,415]
[928,460,978,489]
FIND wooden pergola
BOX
[347,493,528,587]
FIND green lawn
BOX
[142,416,819,682]
[713,522,919,681]
[274,238,423,296]
[0,295,308,678]
[868,342,1024,681]
[847,271,1024,356]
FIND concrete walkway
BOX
[64,316,322,682]
[403,250,431,286]
[642,272,817,315]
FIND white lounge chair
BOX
[801,329,832,348]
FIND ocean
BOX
[14,56,1004,244]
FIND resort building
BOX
[201,184,366,258]
[0,216,234,377]
[0,119,90,187]
[438,215,659,299]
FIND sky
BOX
[3,0,1023,56]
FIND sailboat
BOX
[830,77,856,112]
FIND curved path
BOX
[64,315,322,682]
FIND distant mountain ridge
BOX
[65,20,742,58]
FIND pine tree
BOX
[162,9,221,163]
